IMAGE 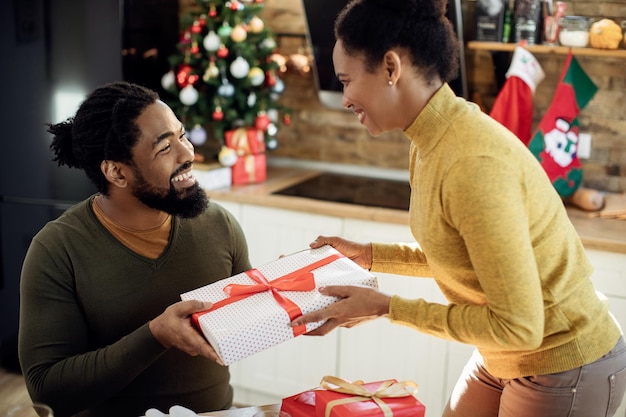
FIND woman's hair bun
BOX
[368,0,445,19]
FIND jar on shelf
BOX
[558,16,593,47]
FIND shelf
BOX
[467,41,626,58]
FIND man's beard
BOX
[131,166,209,218]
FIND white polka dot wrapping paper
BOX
[180,245,378,365]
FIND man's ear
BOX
[100,160,128,188]
[383,50,402,86]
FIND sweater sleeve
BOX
[19,238,168,416]
[390,155,546,351]
[371,242,432,278]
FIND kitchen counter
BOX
[205,165,626,255]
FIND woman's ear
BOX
[100,160,128,188]
[383,50,402,86]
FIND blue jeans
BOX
[443,337,626,417]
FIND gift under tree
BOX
[160,0,291,179]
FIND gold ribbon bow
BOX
[319,375,418,417]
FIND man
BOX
[18,81,251,417]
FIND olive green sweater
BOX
[374,84,621,379]
[19,198,251,417]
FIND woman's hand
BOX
[149,300,224,365]
[310,235,373,270]
[291,285,391,336]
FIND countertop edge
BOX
[203,166,626,255]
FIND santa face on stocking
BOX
[544,117,578,167]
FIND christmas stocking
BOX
[528,52,597,198]
[490,46,545,145]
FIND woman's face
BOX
[332,40,394,136]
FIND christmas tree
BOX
[161,0,290,158]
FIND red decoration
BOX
[212,107,224,121]
[254,113,271,131]
[265,71,276,87]
[209,5,217,17]
[190,21,202,34]
[229,0,240,11]
[176,64,193,88]
[190,42,200,54]
[217,46,229,59]
[283,114,292,125]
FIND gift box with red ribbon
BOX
[225,127,266,156]
[314,376,425,417]
[180,246,378,365]
[231,153,266,185]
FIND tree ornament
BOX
[188,124,207,146]
[255,112,271,131]
[266,137,278,150]
[265,70,276,87]
[176,64,193,88]
[228,0,240,11]
[161,70,175,90]
[218,80,235,97]
[216,45,229,59]
[190,41,200,55]
[213,106,224,121]
[271,78,285,94]
[248,67,265,86]
[267,108,278,122]
[230,24,247,43]
[266,122,277,136]
[179,84,199,106]
[248,16,264,33]
[218,23,233,38]
[203,59,220,81]
[283,113,292,125]
[190,20,203,34]
[247,92,257,107]
[203,30,220,52]
[230,56,250,79]
[209,4,218,17]
[218,146,238,167]
[260,37,276,51]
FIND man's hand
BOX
[291,285,391,336]
[310,236,373,270]
[149,300,224,365]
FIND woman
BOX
[290,0,626,415]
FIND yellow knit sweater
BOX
[374,84,621,379]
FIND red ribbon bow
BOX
[192,253,343,336]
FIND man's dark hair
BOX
[47,81,159,194]
[335,0,459,84]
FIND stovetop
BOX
[272,172,410,211]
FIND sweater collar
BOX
[404,83,459,157]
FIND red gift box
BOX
[225,127,265,155]
[231,154,266,185]
[280,389,317,417]
[315,376,425,417]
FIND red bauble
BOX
[209,5,217,17]
[229,0,240,11]
[190,21,202,34]
[255,113,271,131]
[217,46,229,59]
[265,71,276,87]
[213,107,224,121]
[176,64,193,87]
[283,114,292,125]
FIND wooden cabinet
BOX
[214,200,626,416]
